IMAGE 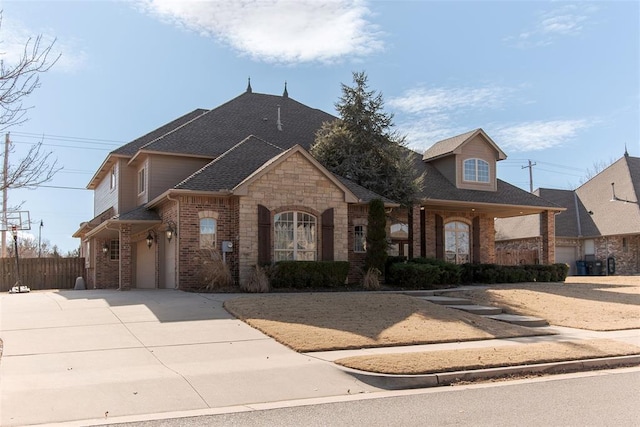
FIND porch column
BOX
[408,204,421,259]
[540,210,556,264]
[119,224,132,290]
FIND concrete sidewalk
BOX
[1,289,638,426]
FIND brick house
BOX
[73,84,563,290]
[495,152,640,275]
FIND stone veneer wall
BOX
[594,235,639,275]
[237,152,349,285]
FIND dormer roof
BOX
[423,128,507,162]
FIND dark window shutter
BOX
[258,205,271,264]
[321,208,334,261]
[473,216,481,264]
[435,214,444,260]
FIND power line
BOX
[11,139,114,152]
[10,131,124,146]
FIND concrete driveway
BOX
[0,290,378,426]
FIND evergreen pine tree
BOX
[311,71,422,205]
[365,199,387,273]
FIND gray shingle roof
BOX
[138,91,336,157]
[414,160,560,209]
[175,135,285,192]
[113,109,209,156]
[116,205,161,221]
[537,188,598,237]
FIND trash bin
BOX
[594,261,603,275]
[607,257,616,275]
[576,260,586,276]
[585,261,595,275]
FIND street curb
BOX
[343,355,640,390]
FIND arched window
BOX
[445,221,470,264]
[463,158,490,183]
[274,211,316,261]
[199,218,217,249]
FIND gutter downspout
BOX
[573,192,583,263]
[167,193,180,289]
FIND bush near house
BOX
[269,261,350,289]
[386,258,568,289]
[461,263,569,284]
[386,257,462,289]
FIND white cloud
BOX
[135,0,383,63]
[505,4,595,48]
[388,85,510,115]
[492,120,589,152]
[0,15,86,72]
[388,85,513,150]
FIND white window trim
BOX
[354,224,367,253]
[199,216,217,250]
[463,158,490,183]
[274,211,317,261]
[138,167,146,195]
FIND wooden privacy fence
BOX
[495,249,539,266]
[0,257,85,292]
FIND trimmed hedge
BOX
[386,257,461,289]
[269,261,350,289]
[461,263,569,284]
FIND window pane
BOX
[463,159,476,181]
[477,160,489,182]
[200,218,216,249]
[354,225,366,252]
[274,211,316,261]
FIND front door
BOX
[136,240,156,289]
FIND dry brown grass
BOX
[445,276,640,331]
[224,293,553,352]
[335,339,640,374]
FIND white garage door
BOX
[556,246,578,276]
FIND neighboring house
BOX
[495,153,640,275]
[73,83,563,290]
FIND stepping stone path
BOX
[414,295,548,327]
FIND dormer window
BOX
[464,158,490,183]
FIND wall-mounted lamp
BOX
[146,230,157,249]
[165,220,177,242]
[102,243,109,255]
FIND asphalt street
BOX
[110,368,640,427]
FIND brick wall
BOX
[94,238,119,288]
[175,195,239,291]
[423,210,495,263]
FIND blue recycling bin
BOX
[576,260,586,276]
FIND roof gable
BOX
[423,128,507,162]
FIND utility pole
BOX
[2,132,10,258]
[38,220,44,257]
[522,159,536,193]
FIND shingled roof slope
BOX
[112,109,209,156]
[422,128,507,162]
[139,91,336,157]
[537,188,599,237]
[175,135,284,192]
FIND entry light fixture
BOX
[102,243,109,255]
[165,220,177,242]
[146,230,157,249]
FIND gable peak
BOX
[246,77,252,93]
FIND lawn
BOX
[224,276,640,375]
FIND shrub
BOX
[195,249,234,291]
[241,265,270,293]
[361,267,382,291]
[387,263,442,289]
[269,261,350,289]
[461,263,569,284]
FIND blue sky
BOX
[1,0,638,253]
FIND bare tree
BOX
[0,12,61,192]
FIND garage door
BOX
[556,246,578,276]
